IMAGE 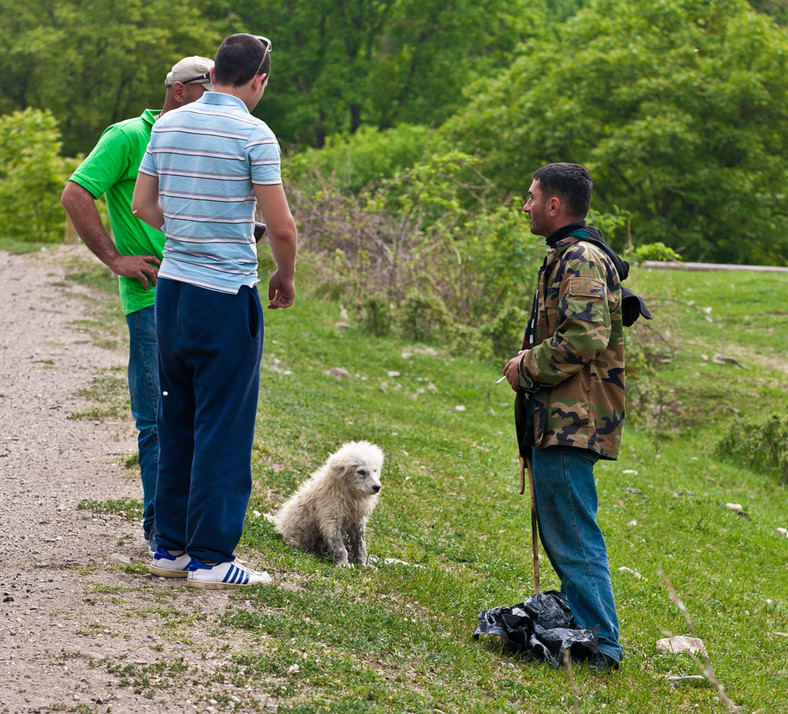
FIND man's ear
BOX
[253,72,268,90]
[170,81,187,104]
[546,195,561,217]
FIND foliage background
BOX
[0,0,786,265]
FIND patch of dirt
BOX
[0,247,280,713]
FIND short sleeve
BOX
[138,146,158,179]
[69,125,130,199]
[248,125,281,185]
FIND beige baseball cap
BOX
[165,56,215,89]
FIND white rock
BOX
[325,367,351,378]
[627,519,638,527]
[725,502,744,513]
[622,469,638,475]
[777,527,787,538]
[454,405,466,412]
[656,635,706,655]
[387,371,401,378]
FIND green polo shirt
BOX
[69,109,164,315]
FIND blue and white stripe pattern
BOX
[221,562,250,585]
[188,557,251,585]
[139,92,281,294]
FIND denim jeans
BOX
[126,306,160,541]
[530,444,623,662]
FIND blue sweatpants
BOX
[153,277,264,563]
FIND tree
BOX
[0,108,73,242]
[206,0,544,148]
[445,0,788,265]
[0,0,221,156]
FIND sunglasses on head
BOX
[182,72,211,85]
[254,36,272,75]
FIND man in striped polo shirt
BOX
[132,33,297,588]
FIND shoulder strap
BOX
[567,227,652,327]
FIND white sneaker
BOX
[150,546,190,578]
[187,557,272,589]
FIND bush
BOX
[288,153,543,347]
[483,306,528,362]
[627,242,683,264]
[359,296,393,337]
[0,108,73,243]
[399,293,452,342]
[286,125,448,196]
[715,413,788,482]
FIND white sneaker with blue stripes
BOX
[150,546,191,578]
[187,557,272,589]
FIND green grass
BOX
[232,267,787,713]
[14,242,785,713]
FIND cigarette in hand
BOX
[495,376,507,384]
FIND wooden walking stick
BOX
[520,455,540,593]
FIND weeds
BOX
[715,413,788,483]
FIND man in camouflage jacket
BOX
[503,162,624,670]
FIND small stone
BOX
[454,405,466,412]
[107,553,131,565]
[656,635,706,655]
[325,367,351,379]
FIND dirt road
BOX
[0,247,277,713]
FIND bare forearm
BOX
[268,222,298,278]
[131,173,165,231]
[61,180,161,290]
[61,182,122,268]
[132,203,164,232]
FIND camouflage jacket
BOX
[518,227,626,460]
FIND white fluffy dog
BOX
[274,441,384,566]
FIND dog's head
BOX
[328,440,384,496]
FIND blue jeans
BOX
[126,306,160,541]
[154,279,264,563]
[531,444,623,662]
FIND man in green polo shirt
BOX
[60,56,214,554]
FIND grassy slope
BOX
[49,245,787,713]
[236,266,787,713]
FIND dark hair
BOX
[214,34,271,87]
[532,162,592,219]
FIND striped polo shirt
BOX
[139,92,281,293]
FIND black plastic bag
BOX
[473,590,600,668]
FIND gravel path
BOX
[0,247,277,713]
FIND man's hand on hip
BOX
[110,255,161,290]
